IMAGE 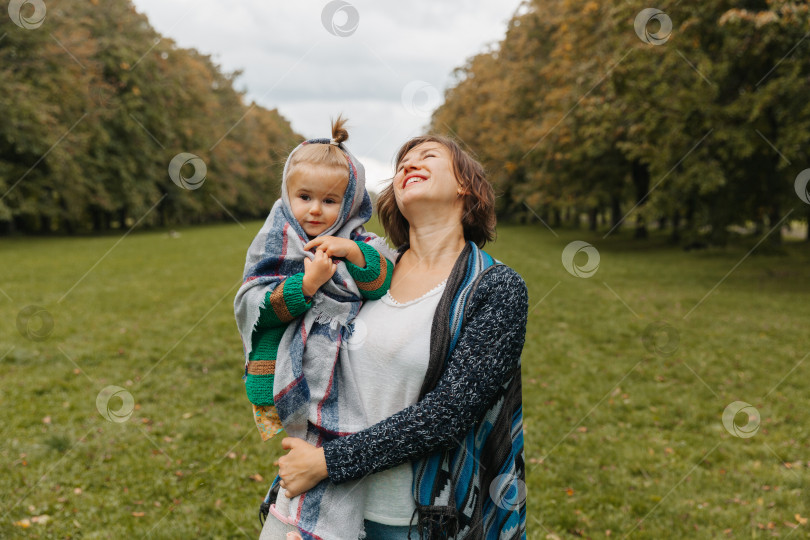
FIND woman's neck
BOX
[405,221,466,270]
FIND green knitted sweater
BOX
[245,241,393,406]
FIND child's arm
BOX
[304,237,393,300]
[343,241,393,300]
[245,274,312,408]
[246,253,336,407]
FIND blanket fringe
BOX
[414,505,459,540]
[311,307,351,332]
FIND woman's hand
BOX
[277,437,329,498]
[302,249,336,297]
[304,236,364,267]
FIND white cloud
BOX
[131,0,522,167]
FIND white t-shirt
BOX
[340,279,447,525]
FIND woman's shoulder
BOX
[469,262,528,312]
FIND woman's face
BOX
[393,142,461,210]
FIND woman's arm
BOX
[324,264,528,483]
[277,265,528,496]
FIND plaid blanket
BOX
[234,138,395,540]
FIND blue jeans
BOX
[363,520,417,540]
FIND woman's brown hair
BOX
[377,135,496,249]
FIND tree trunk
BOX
[671,210,681,243]
[768,204,782,246]
[588,207,598,232]
[610,195,622,230]
[632,160,650,239]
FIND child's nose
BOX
[310,202,322,214]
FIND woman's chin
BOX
[398,188,455,208]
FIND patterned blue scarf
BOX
[411,242,527,539]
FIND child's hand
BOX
[304,236,364,267]
[302,249,337,297]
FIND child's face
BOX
[287,165,349,237]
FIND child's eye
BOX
[299,194,310,201]
[324,198,338,205]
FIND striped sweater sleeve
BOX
[344,240,393,300]
[322,265,529,483]
[245,273,312,406]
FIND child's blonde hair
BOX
[285,115,350,183]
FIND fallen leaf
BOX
[796,514,808,525]
[42,416,51,424]
[249,474,263,482]
[13,519,31,528]
[132,512,145,517]
[565,488,574,496]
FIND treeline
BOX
[433,0,810,244]
[0,0,301,235]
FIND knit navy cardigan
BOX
[322,242,529,537]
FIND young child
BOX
[234,117,395,540]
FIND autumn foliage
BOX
[432,0,810,244]
[0,0,301,234]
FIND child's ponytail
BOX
[331,115,349,145]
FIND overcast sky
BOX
[130,0,524,192]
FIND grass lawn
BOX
[1,220,809,539]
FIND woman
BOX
[270,135,528,539]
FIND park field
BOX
[1,221,809,539]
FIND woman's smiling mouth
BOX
[403,174,427,188]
